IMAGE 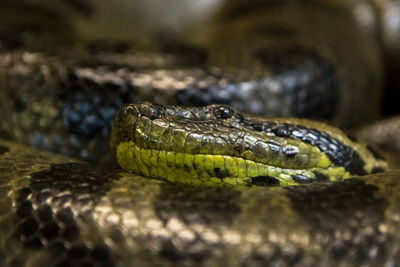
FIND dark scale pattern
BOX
[256,122,366,174]
[176,84,233,107]
[60,70,133,138]
[249,176,281,186]
[2,140,400,266]
[0,52,140,164]
[175,52,338,120]
[255,48,339,119]
[152,183,242,263]
[0,49,340,164]
[291,174,314,184]
[9,163,118,267]
[155,183,241,225]
[285,179,388,266]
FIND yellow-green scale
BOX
[116,141,351,187]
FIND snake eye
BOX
[213,106,234,119]
[147,107,159,120]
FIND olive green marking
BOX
[110,104,389,187]
[116,141,351,187]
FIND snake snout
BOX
[110,104,139,153]
[135,102,163,120]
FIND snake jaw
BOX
[114,140,352,187]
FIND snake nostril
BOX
[124,105,135,113]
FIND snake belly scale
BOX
[110,103,388,187]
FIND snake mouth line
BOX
[110,103,388,186]
[115,140,351,187]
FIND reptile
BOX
[1,126,400,266]
[0,103,396,266]
[1,0,400,266]
[110,102,388,187]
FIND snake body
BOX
[1,0,400,266]
[1,139,400,266]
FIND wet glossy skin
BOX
[0,0,399,266]
[110,103,387,186]
[0,139,399,266]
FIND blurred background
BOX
[0,0,221,47]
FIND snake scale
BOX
[110,103,388,187]
[1,139,400,267]
[2,0,400,266]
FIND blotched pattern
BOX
[1,139,400,266]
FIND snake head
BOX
[110,102,388,186]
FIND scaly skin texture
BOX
[1,138,400,267]
[0,0,389,164]
[110,103,388,187]
[0,1,398,266]
[358,116,400,168]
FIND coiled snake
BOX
[1,0,400,266]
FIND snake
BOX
[2,0,400,266]
[1,115,400,266]
[110,102,388,187]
